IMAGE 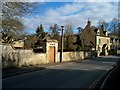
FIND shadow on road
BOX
[3,68,108,88]
[2,66,45,78]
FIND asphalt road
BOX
[3,55,120,88]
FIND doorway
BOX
[49,46,55,63]
[101,44,107,55]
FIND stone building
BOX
[109,34,120,50]
[80,20,111,56]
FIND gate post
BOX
[43,39,58,63]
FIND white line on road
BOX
[102,62,115,64]
[47,63,73,68]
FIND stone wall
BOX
[62,52,84,62]
[2,45,92,68]
[84,51,92,59]
[18,50,47,66]
[117,50,120,55]
[2,45,47,68]
[57,51,92,62]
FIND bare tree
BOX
[111,18,119,34]
[2,2,37,43]
[49,24,60,41]
[49,24,60,36]
[98,20,109,31]
[64,21,75,49]
[118,19,120,37]
[64,22,73,35]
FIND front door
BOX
[49,46,55,63]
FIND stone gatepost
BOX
[43,39,58,63]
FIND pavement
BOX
[2,61,81,79]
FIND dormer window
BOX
[106,32,108,36]
[103,31,108,36]
[97,29,100,35]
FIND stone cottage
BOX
[80,20,111,56]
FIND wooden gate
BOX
[49,46,55,63]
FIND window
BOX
[115,38,118,43]
[98,46,100,51]
[83,39,84,42]
[106,32,108,36]
[110,38,113,43]
[113,38,115,43]
[98,39,101,44]
[107,40,109,45]
[97,29,100,35]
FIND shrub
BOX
[108,49,117,55]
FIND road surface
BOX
[3,55,120,88]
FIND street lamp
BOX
[60,25,64,63]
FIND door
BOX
[49,46,55,63]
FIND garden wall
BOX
[2,45,92,68]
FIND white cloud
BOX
[23,2,118,33]
[73,0,119,2]
[27,0,45,2]
[3,0,119,2]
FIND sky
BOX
[21,0,119,34]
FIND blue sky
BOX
[22,1,118,34]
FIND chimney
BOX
[87,19,91,27]
[101,24,104,31]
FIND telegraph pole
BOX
[60,26,64,63]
